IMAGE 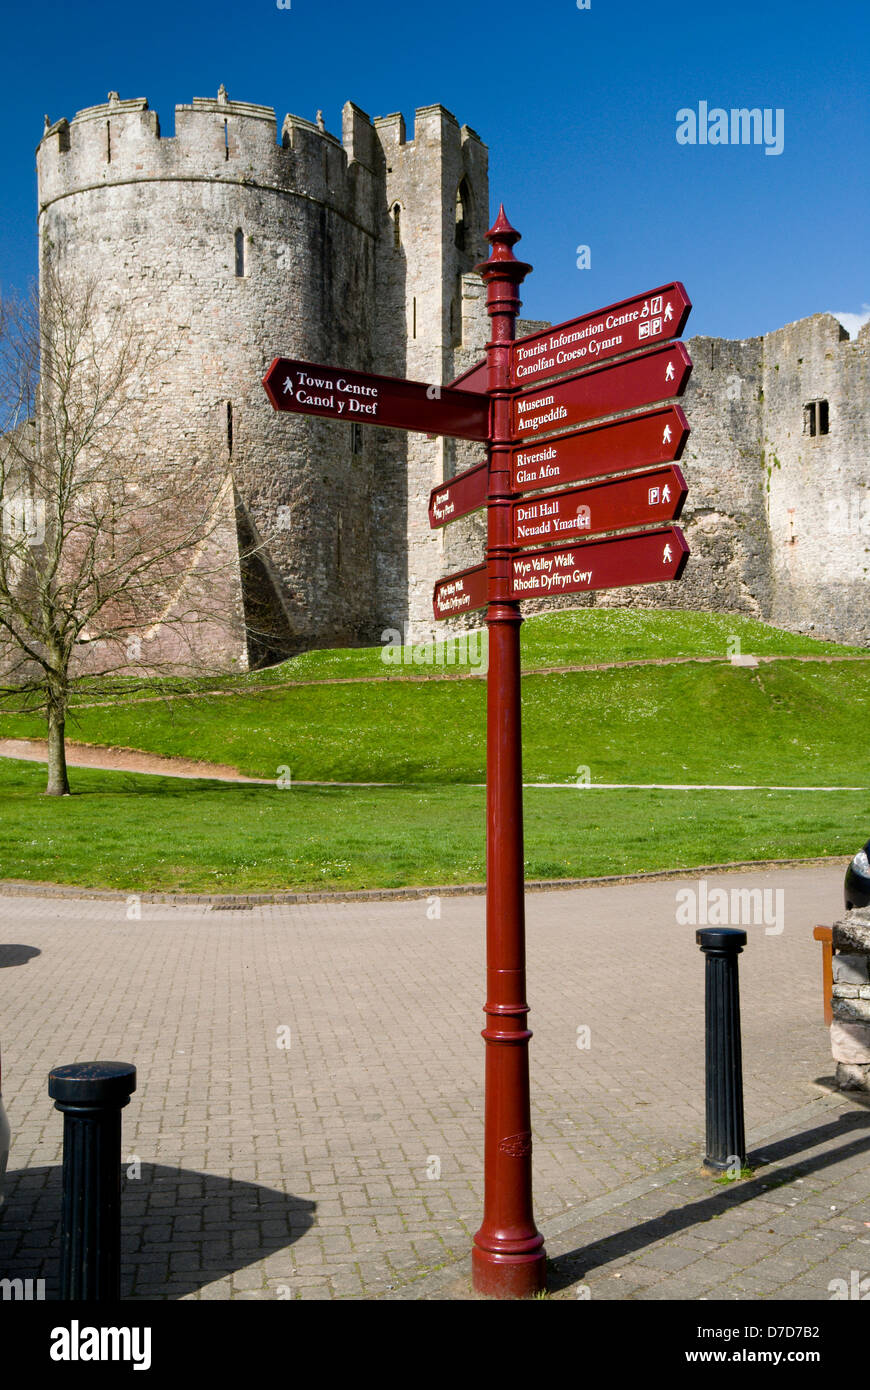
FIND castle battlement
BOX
[31,86,502,661]
[37,90,390,230]
[37,91,485,230]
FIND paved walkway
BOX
[0,864,864,1301]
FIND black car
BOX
[845,840,870,910]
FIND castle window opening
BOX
[455,179,470,251]
[106,121,111,164]
[412,297,417,339]
[351,423,363,456]
[226,402,234,455]
[224,120,229,160]
[234,229,245,278]
[803,399,829,437]
[392,203,401,249]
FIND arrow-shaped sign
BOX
[263,358,490,442]
[511,404,689,494]
[449,359,488,393]
[432,562,489,621]
[429,460,489,529]
[511,343,692,442]
[510,526,690,601]
[511,466,687,548]
[510,283,692,389]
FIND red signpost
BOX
[511,467,687,547]
[512,342,692,441]
[511,282,691,388]
[511,526,690,599]
[429,460,489,528]
[432,562,489,619]
[265,212,692,1300]
[511,404,689,493]
[263,357,490,441]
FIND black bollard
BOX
[48,1061,137,1300]
[696,928,747,1175]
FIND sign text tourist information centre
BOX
[264,209,692,1299]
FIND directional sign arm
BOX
[511,343,692,442]
[510,527,689,599]
[510,283,691,388]
[263,357,491,442]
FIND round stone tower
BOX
[36,89,491,665]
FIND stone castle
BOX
[35,89,870,665]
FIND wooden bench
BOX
[813,925,833,1026]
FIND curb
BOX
[0,855,845,908]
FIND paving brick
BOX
[0,867,862,1302]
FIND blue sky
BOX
[1,0,866,340]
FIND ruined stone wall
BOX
[443,312,869,647]
[764,316,870,643]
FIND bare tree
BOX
[0,268,247,795]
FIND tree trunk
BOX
[46,703,70,796]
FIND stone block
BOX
[832,908,870,955]
[832,997,870,1025]
[835,1062,870,1092]
[830,1020,870,1063]
[832,952,870,984]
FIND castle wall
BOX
[764,316,870,642]
[35,93,867,661]
[374,106,490,640]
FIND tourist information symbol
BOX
[263,357,490,441]
[511,342,692,441]
[428,460,489,528]
[510,526,690,600]
[511,466,687,548]
[511,282,692,388]
[511,404,689,494]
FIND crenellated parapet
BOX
[37,89,382,235]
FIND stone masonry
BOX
[830,906,870,1091]
[35,90,870,668]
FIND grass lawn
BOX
[1,660,867,788]
[39,608,867,699]
[0,759,864,894]
[1,610,866,893]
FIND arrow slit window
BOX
[392,204,401,249]
[234,229,245,278]
[455,180,470,252]
[803,400,829,437]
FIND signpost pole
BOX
[472,208,547,1297]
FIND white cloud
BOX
[828,304,870,339]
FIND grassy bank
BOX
[2,660,868,788]
[0,759,863,894]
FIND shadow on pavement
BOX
[0,1161,315,1299]
[547,1106,870,1292]
[0,945,41,968]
